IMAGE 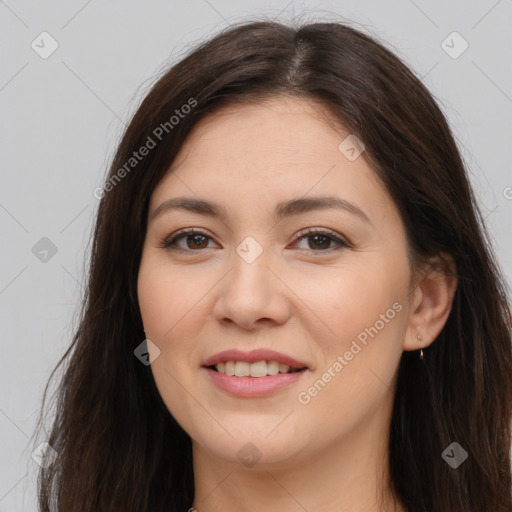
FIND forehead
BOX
[149,96,395,227]
[171,96,348,168]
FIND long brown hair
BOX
[33,19,512,511]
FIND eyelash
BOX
[158,227,351,255]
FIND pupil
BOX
[189,234,208,249]
[310,235,329,250]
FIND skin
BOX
[137,96,457,511]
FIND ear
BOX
[403,253,458,352]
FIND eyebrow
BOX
[151,195,372,225]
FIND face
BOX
[137,96,415,470]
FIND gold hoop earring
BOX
[417,333,424,360]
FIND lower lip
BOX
[203,367,309,398]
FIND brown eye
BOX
[184,233,209,249]
[292,228,350,253]
[160,230,216,251]
[306,234,332,250]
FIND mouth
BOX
[201,349,310,397]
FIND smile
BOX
[202,348,311,397]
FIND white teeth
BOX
[225,361,235,376]
[267,360,279,375]
[235,361,250,377]
[249,360,267,377]
[214,360,301,377]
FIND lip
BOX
[203,367,310,398]
[202,349,309,370]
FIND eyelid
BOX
[293,227,350,245]
[158,227,216,251]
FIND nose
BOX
[212,245,291,330]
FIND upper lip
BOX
[202,349,309,370]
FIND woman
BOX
[33,19,512,511]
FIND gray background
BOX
[1,1,511,509]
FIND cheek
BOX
[137,256,205,431]
[137,253,212,388]
[294,261,406,410]
[138,254,198,341]
[298,261,404,346]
